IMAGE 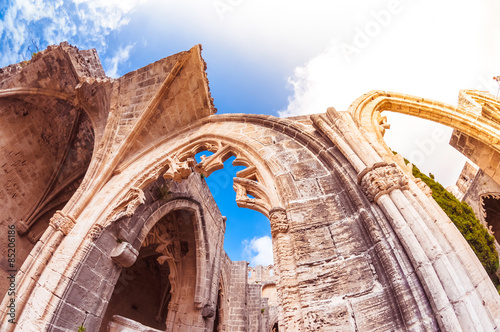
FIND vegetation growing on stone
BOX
[410,163,499,276]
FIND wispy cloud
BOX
[105,43,134,78]
[242,236,273,266]
[0,0,148,67]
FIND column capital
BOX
[269,207,289,236]
[359,164,408,202]
[49,210,76,235]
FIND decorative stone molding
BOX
[177,140,219,162]
[26,231,39,244]
[133,158,169,187]
[374,111,390,136]
[111,241,139,268]
[88,224,103,241]
[163,156,195,182]
[269,207,289,236]
[16,221,29,235]
[480,193,500,219]
[49,210,77,235]
[201,304,215,318]
[233,177,272,216]
[359,164,409,202]
[415,178,433,197]
[108,187,146,223]
[194,144,234,177]
[143,221,179,303]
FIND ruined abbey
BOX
[1,42,500,331]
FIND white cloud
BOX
[242,236,273,266]
[105,44,134,78]
[0,0,148,66]
[277,0,500,187]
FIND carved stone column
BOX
[359,165,465,331]
[269,207,302,331]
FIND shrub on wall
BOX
[411,165,499,276]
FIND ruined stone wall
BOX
[247,283,270,332]
[2,43,500,332]
[0,43,103,299]
[450,129,500,185]
[247,265,276,330]
[227,261,249,332]
[462,169,500,245]
[43,172,227,331]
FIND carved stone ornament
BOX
[163,157,195,182]
[233,178,272,216]
[202,304,216,318]
[111,241,139,268]
[269,207,289,236]
[415,178,433,197]
[49,210,76,235]
[360,164,409,202]
[88,224,104,241]
[108,187,146,223]
[375,111,391,136]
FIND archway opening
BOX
[194,151,273,266]
[101,209,197,331]
[482,195,500,244]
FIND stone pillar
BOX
[269,207,302,331]
[0,211,75,332]
[360,164,485,331]
[312,110,500,331]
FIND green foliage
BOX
[261,308,265,314]
[77,324,86,332]
[411,164,499,275]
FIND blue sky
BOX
[1,0,499,264]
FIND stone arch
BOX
[12,105,500,331]
[103,206,200,331]
[349,90,500,153]
[39,173,222,331]
[135,198,209,308]
[480,192,500,243]
[307,92,500,330]
[3,43,500,331]
[29,112,415,331]
[105,114,437,330]
[347,90,500,183]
